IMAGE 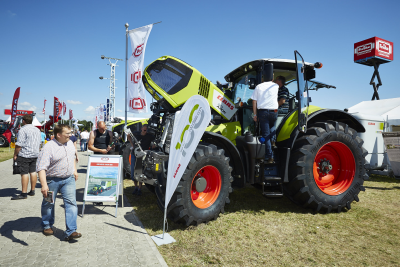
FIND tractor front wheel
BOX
[284,121,368,213]
[156,144,233,225]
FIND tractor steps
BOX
[262,176,283,198]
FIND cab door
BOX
[294,51,309,133]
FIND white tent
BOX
[6,116,42,127]
[348,97,400,128]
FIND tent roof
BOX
[348,98,400,126]
[6,116,42,127]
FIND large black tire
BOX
[284,121,368,213]
[155,144,233,226]
[0,135,9,147]
[121,142,132,175]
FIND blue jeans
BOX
[81,139,87,151]
[130,152,136,181]
[258,109,278,159]
[41,176,78,238]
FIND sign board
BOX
[83,155,122,203]
[354,37,393,66]
[4,109,34,115]
[382,132,400,178]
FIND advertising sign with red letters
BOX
[354,37,393,63]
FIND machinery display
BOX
[121,51,369,226]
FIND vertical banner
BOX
[127,24,153,113]
[106,99,110,122]
[42,99,47,114]
[8,87,21,131]
[69,109,73,120]
[54,97,60,123]
[63,102,67,116]
[104,105,106,122]
[58,101,63,118]
[164,95,212,208]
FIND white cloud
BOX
[67,100,83,105]
[19,102,31,107]
[28,106,37,111]
[117,109,123,112]
[5,104,11,109]
[85,106,95,114]
[7,10,16,17]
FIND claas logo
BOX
[129,97,146,110]
[131,71,142,83]
[133,44,144,57]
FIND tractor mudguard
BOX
[201,131,245,187]
[276,108,366,183]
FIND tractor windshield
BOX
[232,71,257,104]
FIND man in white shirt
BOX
[251,64,279,163]
[80,130,90,152]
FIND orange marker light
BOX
[314,62,323,69]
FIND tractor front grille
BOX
[198,76,210,99]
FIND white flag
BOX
[165,95,212,208]
[127,24,153,113]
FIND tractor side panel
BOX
[206,122,241,145]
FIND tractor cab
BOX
[223,53,335,136]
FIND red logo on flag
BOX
[129,98,146,110]
[131,71,142,83]
[133,44,144,57]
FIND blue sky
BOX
[1,0,399,122]
[89,166,118,179]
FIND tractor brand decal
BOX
[368,122,375,125]
[101,157,109,161]
[212,90,236,120]
[376,39,392,57]
[129,97,146,110]
[133,43,144,57]
[173,164,181,178]
[131,71,142,83]
[355,43,374,56]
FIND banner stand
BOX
[151,207,176,246]
[82,154,123,218]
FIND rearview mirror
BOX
[248,78,256,89]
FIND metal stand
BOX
[370,62,382,100]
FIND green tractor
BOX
[125,51,368,226]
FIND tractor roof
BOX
[224,58,313,83]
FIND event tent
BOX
[348,97,400,129]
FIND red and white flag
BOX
[54,97,60,123]
[69,109,73,120]
[42,99,47,114]
[63,102,66,116]
[8,87,21,131]
[127,24,153,113]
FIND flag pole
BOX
[124,23,129,140]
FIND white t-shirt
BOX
[251,81,279,109]
[80,131,90,139]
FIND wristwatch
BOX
[252,113,257,118]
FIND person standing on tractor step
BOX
[127,124,155,196]
[11,115,41,200]
[88,121,114,155]
[275,75,289,114]
[36,124,82,241]
[251,72,279,164]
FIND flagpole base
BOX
[151,233,176,246]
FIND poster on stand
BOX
[83,155,122,202]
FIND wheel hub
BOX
[318,158,332,175]
[195,176,207,192]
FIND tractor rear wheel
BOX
[0,135,8,147]
[155,144,233,225]
[284,121,368,213]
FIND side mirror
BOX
[248,78,256,89]
[114,132,119,138]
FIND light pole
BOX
[99,55,123,122]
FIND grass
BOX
[124,174,400,266]
[0,147,14,163]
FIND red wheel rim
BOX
[313,141,355,195]
[191,165,221,209]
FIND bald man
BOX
[88,121,114,155]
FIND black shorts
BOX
[16,156,37,175]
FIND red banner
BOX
[63,102,66,116]
[69,109,73,120]
[54,97,60,123]
[4,109,33,115]
[58,101,62,117]
[8,87,21,130]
